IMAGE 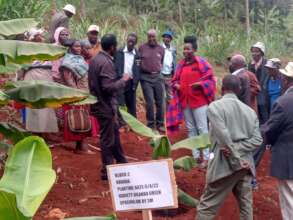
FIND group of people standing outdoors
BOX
[15,4,293,220]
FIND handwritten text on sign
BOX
[107,159,177,211]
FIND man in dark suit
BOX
[262,62,293,219]
[115,33,140,117]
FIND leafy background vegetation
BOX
[1,0,292,65]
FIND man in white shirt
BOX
[161,31,176,103]
[115,33,140,117]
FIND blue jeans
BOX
[183,105,209,160]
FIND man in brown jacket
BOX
[88,34,130,180]
[229,54,260,112]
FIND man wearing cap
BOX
[48,4,76,43]
[139,29,165,131]
[262,62,293,220]
[161,31,176,103]
[248,42,269,124]
[82,25,101,58]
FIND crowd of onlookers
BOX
[15,4,293,220]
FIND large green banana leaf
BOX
[0,90,9,106]
[171,134,211,151]
[119,108,155,138]
[0,123,31,144]
[173,156,197,171]
[0,18,38,37]
[5,80,91,108]
[0,40,66,65]
[178,188,199,208]
[0,136,56,217]
[0,191,29,220]
[65,214,117,220]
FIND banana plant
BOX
[119,108,211,207]
[0,136,56,219]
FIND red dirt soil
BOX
[0,104,280,220]
[32,120,282,220]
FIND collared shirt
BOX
[123,46,135,78]
[161,44,173,75]
[251,57,263,72]
[139,43,164,74]
[232,67,246,76]
[268,78,281,110]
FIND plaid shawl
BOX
[166,56,216,133]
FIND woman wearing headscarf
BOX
[52,27,70,82]
[22,28,59,136]
[59,39,97,154]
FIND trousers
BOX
[278,180,293,220]
[141,78,165,128]
[183,105,209,160]
[96,115,128,175]
[197,170,253,220]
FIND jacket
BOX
[88,51,126,118]
[207,93,262,184]
[248,59,269,119]
[114,47,140,91]
[262,87,293,180]
[233,68,251,106]
[48,12,69,43]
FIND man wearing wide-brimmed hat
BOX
[248,42,269,125]
[262,62,293,220]
[264,58,282,111]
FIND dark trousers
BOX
[118,81,137,118]
[97,115,127,175]
[140,78,165,128]
[124,88,137,117]
[258,104,269,125]
[253,142,266,168]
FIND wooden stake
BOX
[142,210,153,220]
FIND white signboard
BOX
[107,159,177,211]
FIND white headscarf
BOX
[54,27,67,45]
